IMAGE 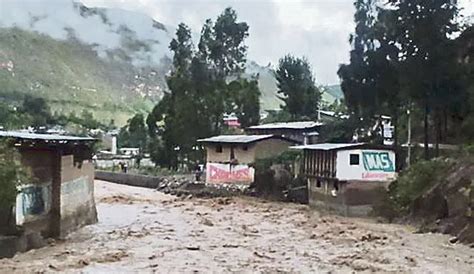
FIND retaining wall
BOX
[95,171,162,188]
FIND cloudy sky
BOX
[80,0,472,84]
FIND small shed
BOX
[292,143,396,216]
[198,135,295,184]
[245,121,322,145]
[0,131,97,252]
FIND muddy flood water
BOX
[1,180,473,273]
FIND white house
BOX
[292,143,397,216]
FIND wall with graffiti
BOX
[15,183,52,225]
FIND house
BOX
[292,143,396,216]
[0,131,97,258]
[223,113,241,129]
[245,121,323,145]
[198,135,295,184]
[119,147,140,156]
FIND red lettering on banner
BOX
[208,164,253,183]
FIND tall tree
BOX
[338,0,378,121]
[147,8,259,168]
[275,55,321,120]
[390,0,460,158]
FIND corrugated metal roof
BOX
[198,135,275,144]
[291,143,368,151]
[0,130,95,142]
[247,121,323,130]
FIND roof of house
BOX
[291,143,393,151]
[0,130,95,142]
[246,121,323,131]
[198,134,294,145]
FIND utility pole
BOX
[407,108,412,167]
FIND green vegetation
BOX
[0,27,162,126]
[390,159,453,213]
[338,0,473,156]
[118,113,148,152]
[275,55,321,120]
[147,8,261,168]
[0,140,29,210]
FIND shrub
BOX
[375,158,454,218]
[0,140,29,210]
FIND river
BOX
[0,180,472,273]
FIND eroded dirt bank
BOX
[0,180,472,273]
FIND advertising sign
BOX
[361,151,395,180]
[362,151,395,172]
[206,163,255,184]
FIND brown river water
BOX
[0,180,472,273]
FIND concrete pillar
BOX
[50,149,62,238]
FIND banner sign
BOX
[362,151,395,172]
[206,163,255,184]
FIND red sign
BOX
[206,163,254,184]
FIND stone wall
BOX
[95,171,161,188]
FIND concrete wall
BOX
[308,178,389,217]
[59,155,97,237]
[95,171,161,188]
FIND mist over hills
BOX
[0,0,342,124]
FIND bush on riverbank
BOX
[374,156,474,243]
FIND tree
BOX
[275,55,321,120]
[19,96,53,129]
[338,0,378,121]
[389,0,460,158]
[147,8,258,168]
[118,113,148,152]
[228,78,261,128]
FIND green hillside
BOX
[0,28,165,125]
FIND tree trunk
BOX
[435,108,440,158]
[443,108,448,142]
[424,102,430,160]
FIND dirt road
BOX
[1,180,472,273]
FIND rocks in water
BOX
[156,176,250,199]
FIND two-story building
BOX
[198,135,295,184]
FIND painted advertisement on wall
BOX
[15,183,52,225]
[206,163,255,184]
[361,151,396,180]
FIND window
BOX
[316,180,321,188]
[216,145,223,153]
[349,154,359,165]
[242,145,248,151]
